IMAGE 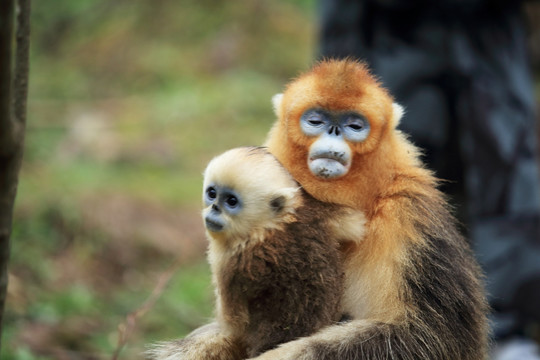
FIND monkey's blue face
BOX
[300,109,370,179]
[203,185,243,232]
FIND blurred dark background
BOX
[3,1,540,359]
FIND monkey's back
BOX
[217,193,344,357]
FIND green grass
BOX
[4,1,316,358]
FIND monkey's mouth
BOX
[205,217,224,232]
[308,152,351,179]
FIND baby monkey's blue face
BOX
[203,184,243,232]
[202,147,300,240]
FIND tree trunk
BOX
[0,0,31,351]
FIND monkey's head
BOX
[202,147,300,243]
[266,59,415,209]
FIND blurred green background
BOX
[4,1,316,359]
[4,1,540,359]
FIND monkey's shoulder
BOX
[294,190,366,244]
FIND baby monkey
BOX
[202,147,364,357]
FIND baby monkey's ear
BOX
[269,187,299,214]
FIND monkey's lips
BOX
[308,153,350,179]
[205,217,224,232]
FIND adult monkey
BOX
[149,60,489,360]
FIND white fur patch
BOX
[391,102,405,128]
[272,93,283,116]
[330,208,366,244]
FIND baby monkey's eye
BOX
[225,195,238,207]
[206,187,217,200]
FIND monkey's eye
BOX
[225,195,238,208]
[306,114,324,127]
[206,187,217,200]
[342,114,370,142]
[300,110,327,136]
[347,122,364,131]
[344,116,366,131]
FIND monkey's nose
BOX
[328,126,341,136]
[212,204,220,212]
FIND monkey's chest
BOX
[218,236,343,327]
[219,242,308,309]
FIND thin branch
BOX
[111,258,184,360]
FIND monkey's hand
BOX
[329,207,366,245]
[146,322,246,360]
[249,320,371,360]
[248,335,313,360]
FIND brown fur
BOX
[217,190,347,357]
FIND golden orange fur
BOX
[267,60,432,323]
[268,60,422,214]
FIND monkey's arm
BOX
[249,319,393,360]
[250,317,470,360]
[146,322,246,360]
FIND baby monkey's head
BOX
[202,147,300,242]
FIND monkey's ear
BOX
[270,187,298,214]
[391,103,405,128]
[272,93,284,117]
